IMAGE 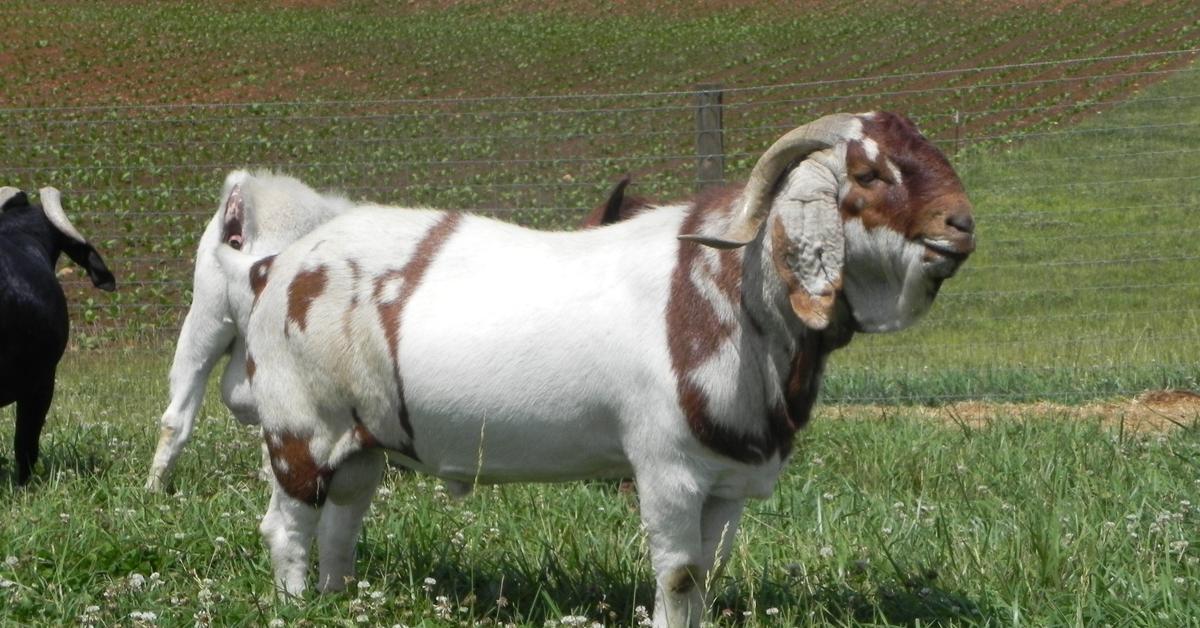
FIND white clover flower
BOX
[766,607,780,616]
[357,580,371,590]
[268,620,286,628]
[4,556,16,567]
[818,546,834,558]
[128,573,146,589]
[0,578,15,589]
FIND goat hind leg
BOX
[260,480,321,597]
[317,449,385,592]
[146,311,236,491]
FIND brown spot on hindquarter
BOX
[351,408,380,449]
[265,430,333,506]
[371,212,463,451]
[249,255,276,306]
[245,354,256,382]
[286,265,329,334]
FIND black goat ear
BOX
[63,241,117,292]
[1,187,28,212]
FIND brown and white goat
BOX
[218,111,975,628]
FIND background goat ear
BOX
[63,241,117,292]
[768,163,845,330]
[1,187,28,211]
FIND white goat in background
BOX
[219,112,975,628]
[145,171,353,491]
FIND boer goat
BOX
[220,112,975,627]
[0,187,115,485]
[145,171,354,491]
[145,171,637,491]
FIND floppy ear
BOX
[1,186,27,211]
[38,187,117,292]
[768,159,845,330]
[62,241,117,292]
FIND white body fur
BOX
[145,171,353,491]
[223,112,975,628]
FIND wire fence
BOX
[2,49,1198,404]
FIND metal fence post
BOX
[695,84,725,191]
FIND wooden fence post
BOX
[695,84,725,191]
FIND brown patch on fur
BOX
[245,354,256,382]
[665,564,702,595]
[371,212,463,450]
[840,112,971,240]
[265,430,333,506]
[249,255,276,306]
[351,408,380,449]
[670,185,803,464]
[286,265,329,334]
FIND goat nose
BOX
[946,212,975,235]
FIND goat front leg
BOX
[146,304,236,491]
[699,495,746,595]
[317,449,385,592]
[260,480,321,597]
[637,474,709,628]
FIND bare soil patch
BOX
[828,390,1200,432]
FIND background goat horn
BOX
[679,112,860,249]
[38,186,89,244]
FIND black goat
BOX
[0,187,115,484]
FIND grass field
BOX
[2,1,1198,404]
[0,352,1198,626]
[2,2,1200,625]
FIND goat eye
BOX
[854,171,877,186]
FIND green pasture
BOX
[1,4,1199,623]
[0,352,1197,626]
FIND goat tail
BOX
[215,243,275,331]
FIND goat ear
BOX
[768,163,845,330]
[62,241,117,292]
[222,183,246,250]
[1,187,28,211]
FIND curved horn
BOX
[38,187,89,243]
[680,112,861,249]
